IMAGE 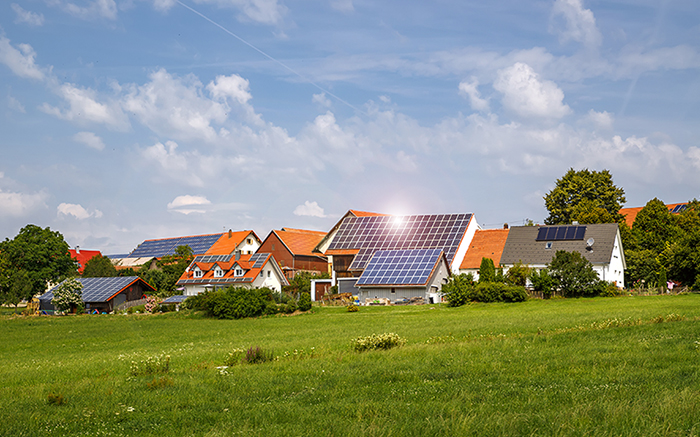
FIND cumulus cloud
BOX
[293,201,326,218]
[493,63,571,119]
[584,109,614,130]
[550,0,602,49]
[57,203,103,219]
[312,93,332,108]
[167,195,211,214]
[73,131,105,150]
[0,36,45,80]
[0,189,47,217]
[458,77,489,112]
[140,141,205,187]
[12,4,45,26]
[41,82,129,130]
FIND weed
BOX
[223,348,246,366]
[243,346,274,364]
[146,376,173,390]
[347,304,359,312]
[47,392,66,406]
[352,333,406,352]
[130,353,170,376]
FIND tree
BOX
[549,250,601,297]
[529,268,554,298]
[52,278,84,313]
[0,225,77,303]
[478,257,495,283]
[544,168,626,225]
[0,270,32,310]
[82,254,117,277]
[442,273,475,307]
[632,198,678,253]
[142,245,194,296]
[283,271,330,298]
[505,261,530,286]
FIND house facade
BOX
[69,247,102,274]
[499,223,626,288]
[258,228,328,278]
[176,252,289,295]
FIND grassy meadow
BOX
[2,295,700,436]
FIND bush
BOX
[352,333,406,352]
[347,304,359,312]
[469,282,528,303]
[505,261,530,286]
[52,278,83,313]
[549,250,602,297]
[264,300,279,315]
[599,282,625,297]
[529,268,555,298]
[478,258,495,283]
[197,287,274,319]
[442,273,475,307]
[298,292,312,311]
[243,346,274,364]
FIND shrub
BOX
[347,304,359,312]
[298,292,312,311]
[505,261,530,286]
[469,282,528,303]
[243,346,274,364]
[284,299,298,314]
[599,282,625,297]
[549,250,602,297]
[442,273,475,307]
[199,287,273,319]
[224,348,246,366]
[47,393,66,406]
[264,300,279,315]
[529,269,555,298]
[351,333,406,352]
[478,258,496,283]
[144,295,160,313]
[130,354,170,376]
[52,278,84,313]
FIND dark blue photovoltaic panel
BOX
[194,254,232,263]
[356,248,443,286]
[40,277,142,303]
[249,252,268,268]
[535,226,587,241]
[161,295,188,304]
[670,204,687,214]
[130,234,224,258]
[328,214,471,271]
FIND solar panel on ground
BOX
[327,214,471,271]
[535,226,587,241]
[356,249,443,286]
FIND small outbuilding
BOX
[39,276,155,313]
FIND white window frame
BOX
[194,269,203,278]
[214,267,224,278]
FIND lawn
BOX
[1,294,700,436]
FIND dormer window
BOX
[235,268,243,277]
[194,268,203,278]
[214,267,224,278]
[545,242,553,250]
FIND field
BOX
[2,295,700,436]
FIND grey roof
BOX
[40,276,154,303]
[499,223,621,266]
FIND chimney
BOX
[503,223,509,229]
[572,221,579,225]
[228,229,232,238]
[235,250,241,260]
[75,246,80,254]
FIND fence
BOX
[115,298,148,312]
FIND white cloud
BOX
[458,77,489,112]
[550,0,602,49]
[167,195,211,214]
[73,131,105,150]
[57,203,103,219]
[0,189,47,217]
[207,74,252,105]
[7,96,26,113]
[12,4,45,26]
[41,82,129,130]
[293,201,326,218]
[167,0,287,25]
[584,109,613,130]
[330,0,354,13]
[312,92,332,108]
[0,36,45,80]
[152,0,176,12]
[57,0,118,20]
[140,141,205,187]
[493,63,571,119]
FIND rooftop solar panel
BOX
[130,234,225,258]
[250,252,268,268]
[161,295,188,304]
[41,276,142,303]
[328,214,471,271]
[535,226,587,241]
[194,254,232,263]
[356,249,443,286]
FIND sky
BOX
[1,0,699,255]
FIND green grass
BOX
[2,295,700,436]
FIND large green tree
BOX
[139,245,194,296]
[0,225,77,303]
[544,169,626,225]
[82,254,118,277]
[549,250,602,297]
[632,198,678,253]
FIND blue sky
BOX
[1,0,699,254]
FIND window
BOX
[267,270,271,278]
[259,271,263,278]
[247,238,252,245]
[214,268,223,278]
[272,243,275,250]
[391,288,395,294]
[545,242,553,250]
[235,269,243,276]
[194,269,203,278]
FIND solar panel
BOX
[161,295,188,304]
[249,252,268,268]
[41,277,141,303]
[130,234,225,258]
[670,204,687,214]
[535,226,587,241]
[328,214,471,271]
[356,249,443,286]
[194,254,232,263]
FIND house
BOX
[176,252,289,295]
[355,248,452,304]
[313,209,390,257]
[499,223,626,288]
[619,202,688,227]
[458,228,510,280]
[258,228,328,279]
[69,247,102,274]
[113,230,261,270]
[39,276,155,313]
[318,212,480,301]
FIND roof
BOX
[176,253,289,286]
[327,213,473,271]
[267,228,327,258]
[460,229,510,269]
[356,249,448,287]
[161,295,188,304]
[111,257,155,269]
[313,209,389,254]
[205,230,259,255]
[40,276,155,303]
[69,249,102,274]
[499,223,621,266]
[619,202,688,227]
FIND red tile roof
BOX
[348,210,390,217]
[69,249,102,274]
[178,253,273,284]
[459,229,509,270]
[205,230,259,255]
[619,202,688,227]
[273,228,327,257]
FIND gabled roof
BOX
[128,230,260,258]
[69,249,102,274]
[460,229,510,269]
[313,209,389,254]
[264,228,327,258]
[619,202,688,227]
[500,223,622,266]
[177,253,289,286]
[205,230,260,255]
[40,276,155,303]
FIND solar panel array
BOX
[161,295,188,304]
[41,277,140,303]
[193,254,232,264]
[328,214,472,271]
[356,249,443,286]
[250,252,268,268]
[178,277,252,284]
[535,226,586,241]
[130,233,224,258]
[669,204,688,214]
